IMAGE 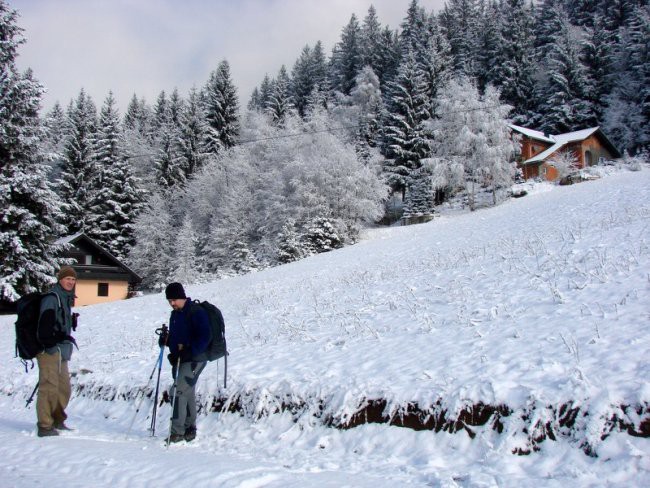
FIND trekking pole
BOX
[165,355,182,449]
[224,353,228,389]
[25,381,39,408]
[150,325,168,436]
[126,350,164,438]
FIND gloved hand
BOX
[167,352,178,366]
[157,325,169,347]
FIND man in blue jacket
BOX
[164,282,211,443]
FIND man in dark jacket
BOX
[36,266,77,437]
[164,282,211,443]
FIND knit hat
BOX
[165,282,186,300]
[57,265,77,281]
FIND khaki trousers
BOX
[36,351,71,429]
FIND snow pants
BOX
[36,351,71,429]
[170,361,206,435]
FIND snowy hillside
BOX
[1,165,648,487]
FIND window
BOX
[85,255,92,265]
[98,283,109,297]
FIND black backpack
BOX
[190,300,227,361]
[15,292,59,367]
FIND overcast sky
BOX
[11,0,447,115]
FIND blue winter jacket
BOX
[168,298,211,362]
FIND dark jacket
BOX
[38,283,75,361]
[168,298,211,362]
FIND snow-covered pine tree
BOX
[360,5,385,80]
[291,45,316,117]
[475,0,504,92]
[41,101,67,180]
[276,219,304,264]
[603,4,650,154]
[153,118,185,191]
[400,0,429,59]
[123,93,151,139]
[532,0,564,61]
[86,92,122,249]
[255,74,274,112]
[290,42,328,118]
[140,89,184,192]
[599,0,640,32]
[203,60,240,154]
[329,14,363,95]
[302,217,344,255]
[248,87,261,112]
[582,14,618,121]
[402,166,435,218]
[309,41,329,95]
[265,66,294,126]
[168,88,184,126]
[376,26,401,89]
[0,1,65,300]
[566,0,600,28]
[151,90,169,134]
[492,0,537,125]
[420,14,452,116]
[381,50,432,208]
[58,88,97,233]
[535,3,598,134]
[439,0,482,80]
[87,92,146,258]
[177,87,208,179]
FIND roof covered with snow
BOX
[508,124,555,143]
[510,125,620,164]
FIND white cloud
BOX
[11,0,446,114]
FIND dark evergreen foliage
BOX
[203,60,240,154]
[4,0,648,290]
[329,14,363,95]
[0,1,65,300]
[381,50,431,199]
[58,89,97,233]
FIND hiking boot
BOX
[166,433,185,444]
[184,426,197,442]
[37,426,59,437]
[54,421,73,431]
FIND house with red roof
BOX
[509,125,621,181]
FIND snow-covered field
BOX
[1,165,648,487]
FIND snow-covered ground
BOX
[1,165,649,487]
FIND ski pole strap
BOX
[21,358,35,374]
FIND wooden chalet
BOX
[509,125,621,181]
[57,232,141,306]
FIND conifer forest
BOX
[1,0,649,298]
